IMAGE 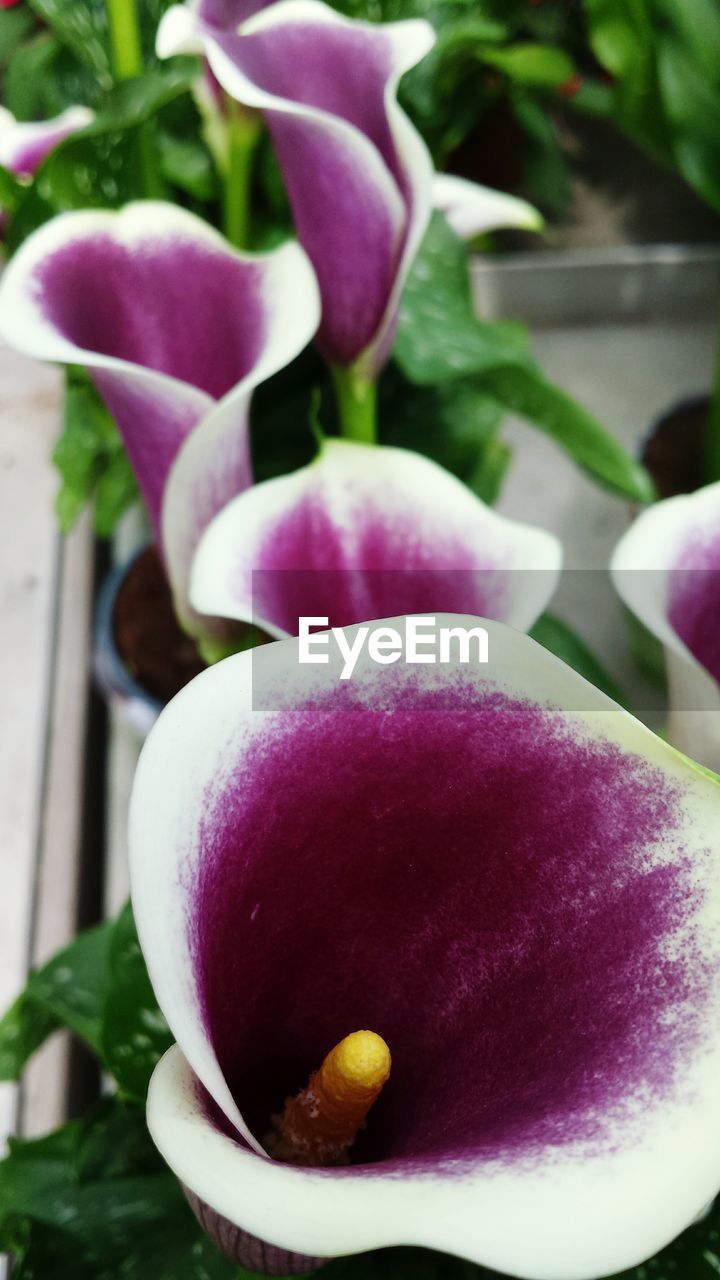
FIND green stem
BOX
[331,366,377,444]
[223,103,261,250]
[704,316,720,483]
[105,0,143,81]
[104,0,164,199]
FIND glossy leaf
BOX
[379,365,507,500]
[478,363,655,504]
[5,34,59,120]
[0,921,112,1079]
[395,214,530,385]
[24,0,111,81]
[0,1104,241,1280]
[396,215,654,503]
[0,996,59,1082]
[101,905,172,1103]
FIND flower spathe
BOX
[0,105,94,179]
[190,438,562,637]
[131,619,720,1278]
[157,0,541,380]
[158,0,433,378]
[432,172,543,240]
[0,202,321,636]
[612,481,720,771]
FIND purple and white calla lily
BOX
[131,617,720,1278]
[612,482,720,771]
[0,104,94,179]
[0,202,321,638]
[156,0,541,396]
[190,439,561,637]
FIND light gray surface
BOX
[479,270,716,715]
[0,342,92,1168]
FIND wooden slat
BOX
[0,345,63,1154]
[19,511,94,1140]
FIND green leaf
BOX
[38,67,195,212]
[158,134,218,200]
[477,363,655,504]
[0,1105,242,1280]
[395,214,530,386]
[0,6,36,66]
[101,905,172,1103]
[93,451,139,537]
[24,923,112,1054]
[75,1098,165,1181]
[623,606,668,691]
[54,371,137,537]
[4,181,56,255]
[379,364,507,500]
[477,43,575,88]
[5,34,60,120]
[0,920,113,1079]
[24,0,112,82]
[0,996,59,1082]
[512,95,572,219]
[529,613,632,709]
[467,437,512,505]
[0,163,25,213]
[396,216,654,504]
[655,36,720,211]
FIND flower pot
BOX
[93,546,205,738]
[641,394,709,499]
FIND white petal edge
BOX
[131,618,720,1279]
[161,239,322,635]
[611,484,720,768]
[0,104,95,172]
[157,3,208,56]
[0,203,229,420]
[433,173,544,239]
[159,0,435,377]
[189,439,562,637]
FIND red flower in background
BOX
[0,1,23,9]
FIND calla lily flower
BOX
[157,0,541,381]
[0,202,320,636]
[612,482,720,771]
[190,438,562,637]
[0,104,94,179]
[131,617,720,1279]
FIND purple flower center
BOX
[191,681,711,1171]
[38,236,264,399]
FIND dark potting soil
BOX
[113,547,206,704]
[641,396,708,500]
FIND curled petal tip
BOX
[157,5,203,57]
[432,172,544,240]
